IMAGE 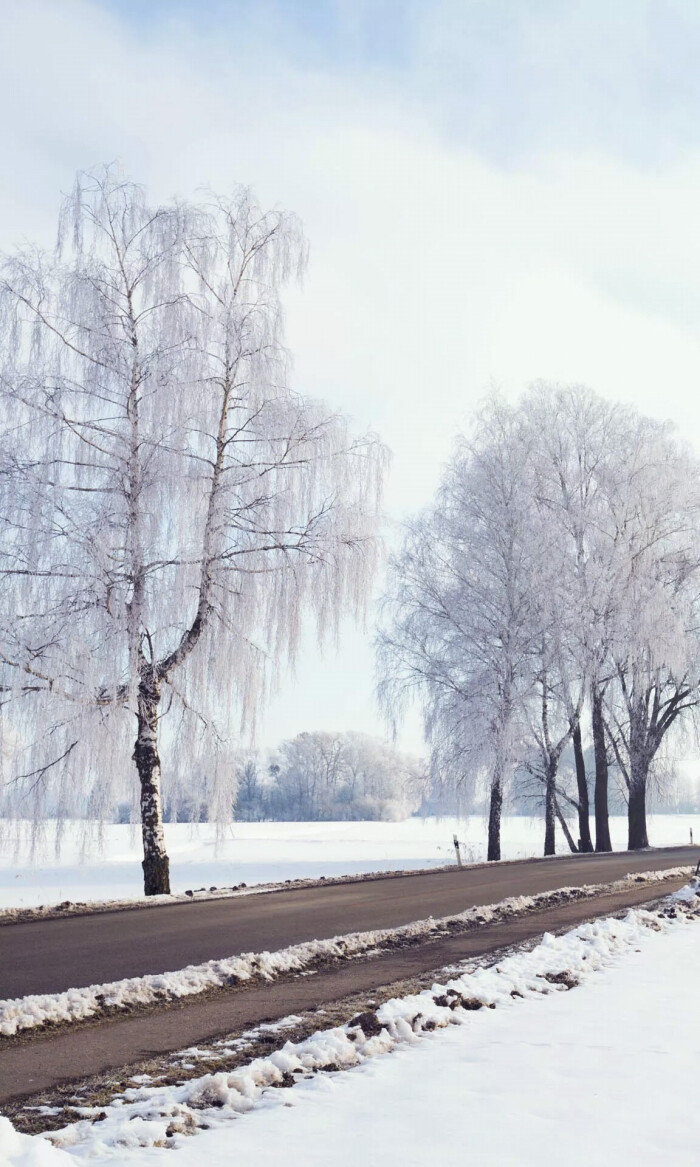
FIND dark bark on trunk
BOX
[591,685,612,852]
[572,721,593,852]
[487,777,502,862]
[628,774,649,850]
[544,762,556,856]
[554,796,578,853]
[133,671,171,896]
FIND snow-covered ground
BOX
[1,814,698,910]
[2,885,698,1165]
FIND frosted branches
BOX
[0,166,386,888]
[378,383,700,857]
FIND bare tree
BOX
[0,168,386,894]
[381,382,700,861]
[519,383,640,852]
[600,419,700,847]
[378,401,536,861]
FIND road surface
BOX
[0,875,690,1104]
[1,846,694,1000]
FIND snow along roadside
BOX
[32,880,700,1159]
[0,865,691,1039]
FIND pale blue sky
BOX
[3,1,700,751]
[98,0,700,164]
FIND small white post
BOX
[453,834,463,868]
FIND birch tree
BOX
[601,418,700,848]
[0,168,385,894]
[518,383,636,852]
[381,382,700,860]
[378,401,535,861]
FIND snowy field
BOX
[1,814,698,910]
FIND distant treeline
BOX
[156,731,425,824]
[236,731,425,822]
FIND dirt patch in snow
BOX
[541,969,579,989]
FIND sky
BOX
[3,0,700,752]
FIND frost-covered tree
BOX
[381,382,700,859]
[483,386,700,855]
[0,168,385,894]
[249,730,423,821]
[378,402,536,860]
[232,757,262,822]
[273,731,345,820]
[516,384,637,852]
[599,418,700,848]
[519,637,585,856]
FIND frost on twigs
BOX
[378,383,700,860]
[0,166,386,889]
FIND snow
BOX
[20,882,699,1164]
[185,906,699,1167]
[1,867,689,1037]
[0,1118,72,1167]
[2,814,698,911]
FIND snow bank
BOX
[0,865,691,1037]
[36,879,700,1160]
[0,1118,72,1166]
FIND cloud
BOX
[3,0,700,748]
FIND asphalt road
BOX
[1,846,695,1000]
[0,876,689,1105]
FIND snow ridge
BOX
[0,865,690,1038]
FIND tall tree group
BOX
[379,384,700,859]
[0,167,385,894]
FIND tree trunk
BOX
[554,796,578,853]
[133,671,171,896]
[591,684,612,852]
[572,721,593,852]
[544,761,556,856]
[627,768,649,850]
[487,775,502,861]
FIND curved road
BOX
[1,846,695,1000]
